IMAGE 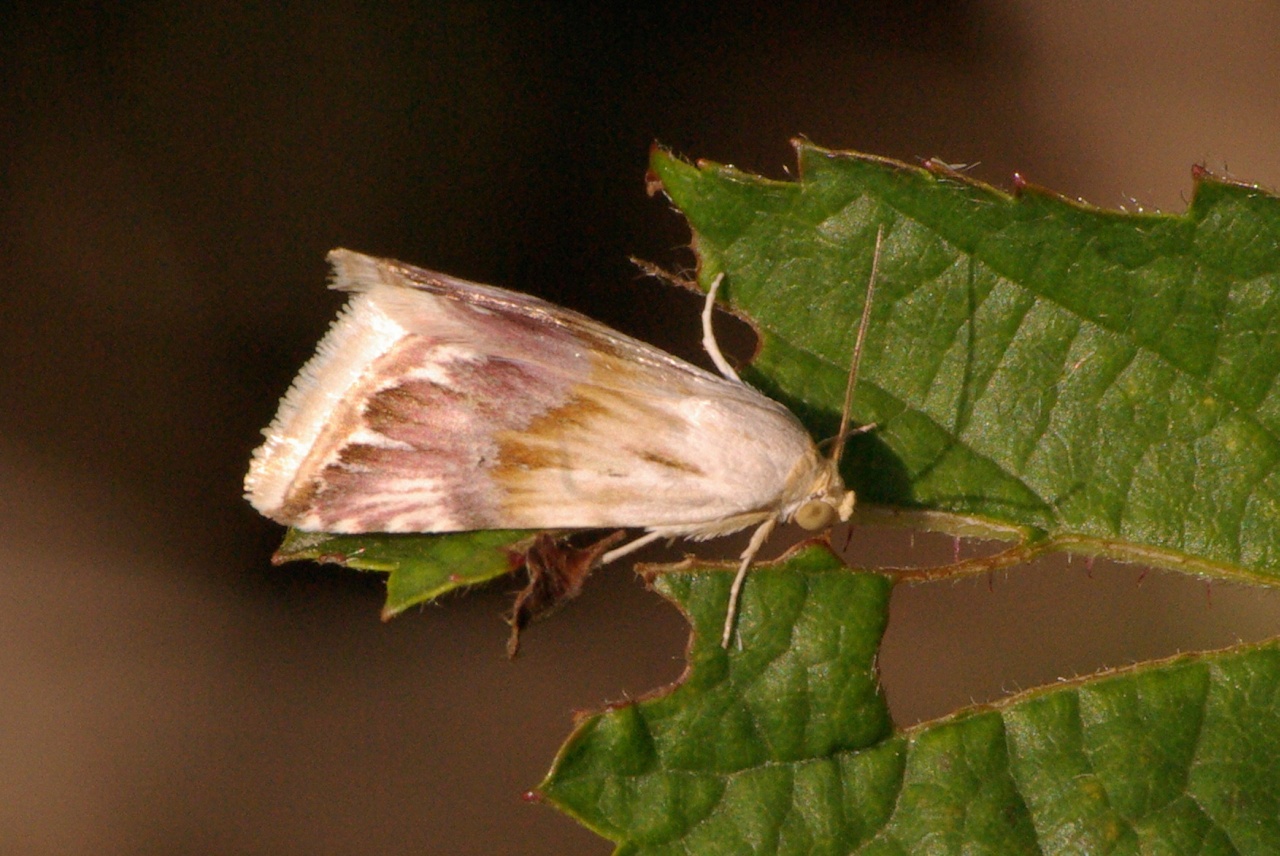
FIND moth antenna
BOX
[721,517,777,648]
[830,225,884,471]
[701,273,743,383]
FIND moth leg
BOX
[701,273,743,383]
[721,516,778,648]
[600,530,665,565]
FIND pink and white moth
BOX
[246,230,881,646]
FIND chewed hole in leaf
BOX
[878,541,1280,725]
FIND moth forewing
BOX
[247,250,831,536]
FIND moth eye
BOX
[795,499,837,531]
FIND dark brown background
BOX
[5,2,1280,853]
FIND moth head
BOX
[791,462,856,532]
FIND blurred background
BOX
[5,2,1280,853]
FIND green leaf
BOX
[538,546,897,852]
[533,146,1280,853]
[273,528,531,617]
[651,143,1280,585]
[539,547,1280,855]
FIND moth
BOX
[246,233,880,646]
